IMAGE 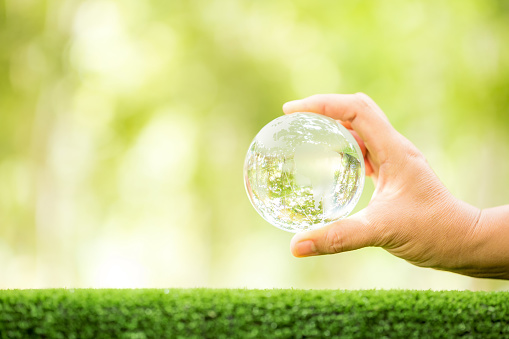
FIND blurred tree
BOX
[0,0,508,290]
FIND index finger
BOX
[282,93,398,161]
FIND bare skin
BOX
[283,93,509,280]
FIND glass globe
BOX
[244,112,365,233]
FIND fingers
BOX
[283,93,399,162]
[290,210,378,257]
[349,130,366,157]
[349,129,374,176]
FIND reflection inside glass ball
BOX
[244,112,365,233]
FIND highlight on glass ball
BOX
[244,112,365,233]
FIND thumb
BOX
[290,211,377,257]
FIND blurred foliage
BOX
[0,0,508,290]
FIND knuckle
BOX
[404,141,426,162]
[388,134,426,165]
[354,92,371,106]
[323,228,344,254]
[307,94,331,115]
[350,92,371,121]
[312,94,332,116]
[319,102,329,115]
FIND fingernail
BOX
[293,240,318,257]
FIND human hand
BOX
[282,93,508,279]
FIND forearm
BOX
[456,204,509,279]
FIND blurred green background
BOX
[1,0,509,290]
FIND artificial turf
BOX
[0,288,508,338]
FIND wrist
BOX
[456,205,509,279]
[436,199,509,279]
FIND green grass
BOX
[0,289,508,338]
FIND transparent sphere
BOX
[244,112,365,233]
